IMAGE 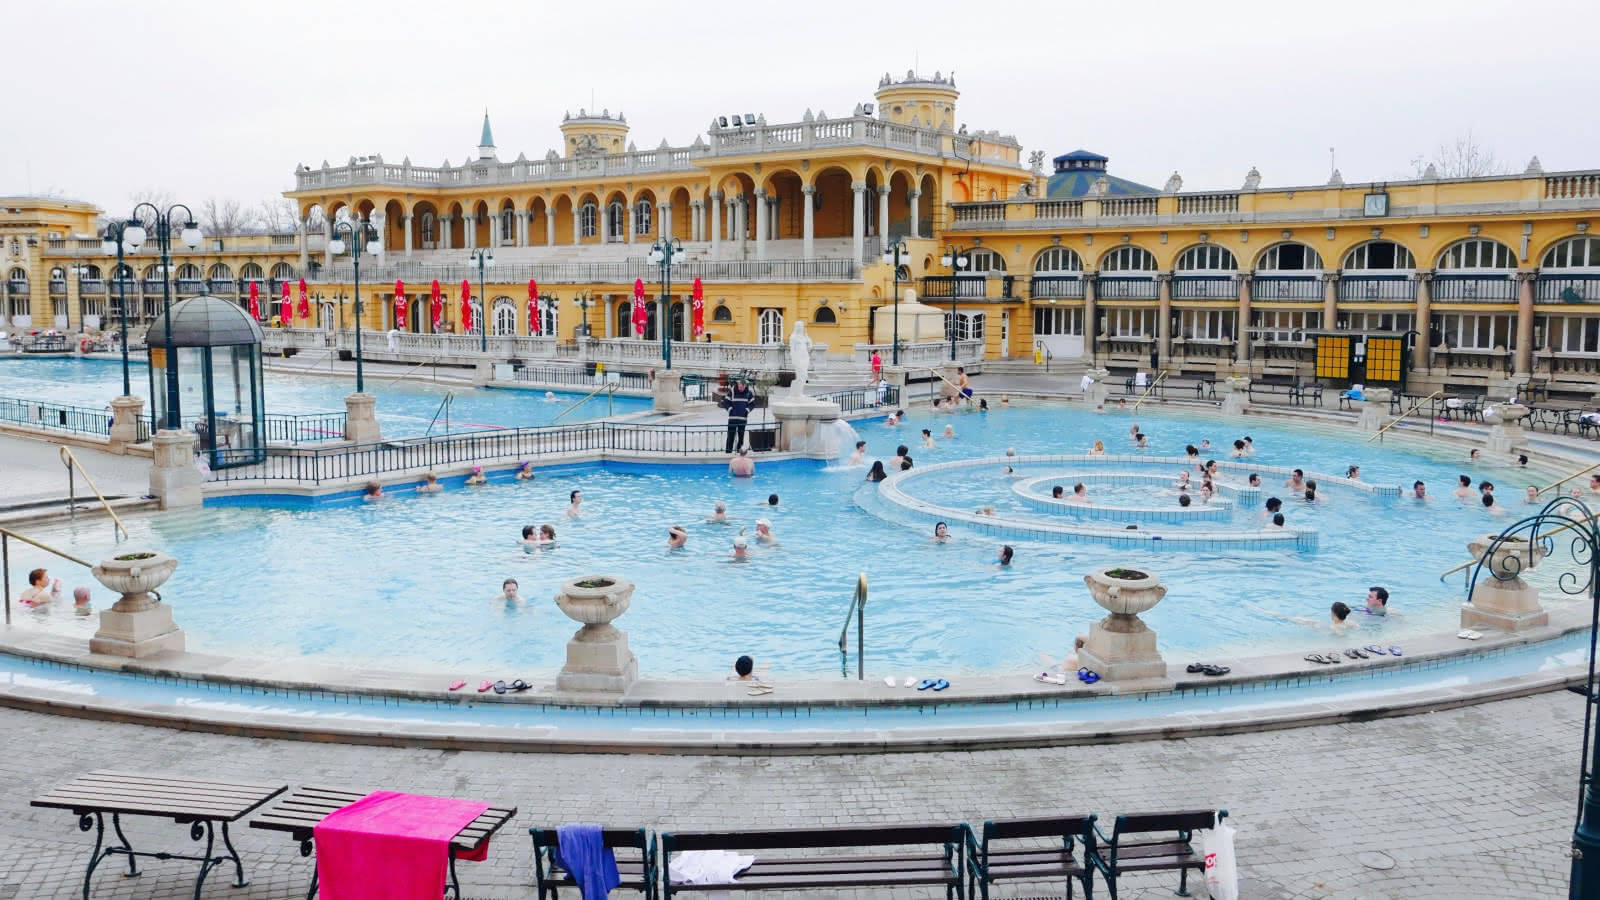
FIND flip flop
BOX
[1033,672,1068,685]
[1343,649,1360,659]
[476,680,494,693]
[492,680,508,694]
[903,676,917,688]
[1186,663,1206,673]
[1363,644,1387,656]
[1458,629,1483,641]
[931,679,950,691]
[1325,651,1343,663]
[1081,671,1101,684]
[884,676,898,687]
[509,679,531,692]
[1201,665,1230,677]
[1304,654,1327,665]
[747,683,774,696]
[1351,648,1370,659]
[1388,646,1403,656]
[448,680,467,691]
[916,679,937,691]
[1077,667,1094,682]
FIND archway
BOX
[811,166,854,239]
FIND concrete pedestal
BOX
[556,623,640,693]
[148,430,202,509]
[652,370,685,413]
[1078,614,1168,681]
[769,395,844,456]
[1355,388,1393,432]
[1461,579,1549,632]
[1219,377,1251,417]
[1483,403,1529,454]
[1085,367,1111,409]
[108,396,145,453]
[344,392,380,444]
[91,603,186,658]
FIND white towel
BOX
[671,849,756,886]
[1135,371,1148,388]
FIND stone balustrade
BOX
[852,340,984,367]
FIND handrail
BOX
[1540,461,1600,496]
[58,446,127,541]
[1131,370,1168,412]
[424,392,454,437]
[381,354,444,387]
[925,367,969,403]
[1438,512,1600,582]
[551,381,616,424]
[1,526,95,626]
[838,572,867,680]
[1366,390,1442,443]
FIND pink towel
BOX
[314,791,491,900]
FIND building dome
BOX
[1046,149,1157,199]
[146,296,264,348]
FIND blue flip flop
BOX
[931,679,950,691]
[1388,645,1403,656]
[1363,644,1387,656]
[916,678,937,691]
[1076,667,1092,682]
[1081,670,1101,684]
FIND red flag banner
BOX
[460,279,472,333]
[691,277,705,337]
[528,279,540,335]
[297,278,310,320]
[280,281,292,324]
[394,294,408,330]
[430,280,442,332]
[247,281,260,319]
[631,278,648,337]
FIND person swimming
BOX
[1089,440,1106,456]
[997,545,1014,567]
[707,501,731,523]
[362,481,384,502]
[730,534,750,560]
[933,522,951,543]
[1068,483,1090,505]
[921,428,936,449]
[1346,464,1361,481]
[866,461,888,482]
[1453,475,1474,500]
[1285,469,1305,490]
[465,465,487,486]
[941,424,956,439]
[890,444,909,469]
[567,489,583,518]
[516,461,535,481]
[418,472,443,493]
[667,525,688,549]
[754,518,777,544]
[1134,432,1148,449]
[495,578,522,604]
[847,440,867,465]
[1230,439,1247,458]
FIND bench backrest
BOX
[664,823,962,854]
[1112,809,1219,839]
[531,826,650,854]
[981,814,1096,844]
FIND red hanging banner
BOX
[631,278,648,336]
[297,278,310,320]
[279,281,292,325]
[528,279,540,335]
[247,281,260,319]
[459,279,472,333]
[394,279,408,330]
[429,280,442,332]
[691,277,705,338]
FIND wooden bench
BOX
[1248,378,1322,406]
[1088,809,1225,899]
[661,823,966,897]
[1121,376,1215,401]
[31,769,286,900]
[248,785,516,899]
[531,826,659,900]
[965,814,1095,900]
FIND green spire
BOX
[479,110,494,148]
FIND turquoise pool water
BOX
[8,401,1580,678]
[0,357,651,434]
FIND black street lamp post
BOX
[649,237,683,369]
[100,219,142,397]
[940,243,972,362]
[571,290,595,338]
[124,203,202,430]
[328,211,382,393]
[471,248,493,352]
[881,239,908,366]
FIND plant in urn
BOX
[1078,567,1169,681]
[89,550,185,658]
[553,575,639,692]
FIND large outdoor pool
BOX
[0,357,651,434]
[9,399,1581,680]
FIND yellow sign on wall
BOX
[1365,337,1403,382]
[1315,336,1350,379]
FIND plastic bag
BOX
[1202,813,1239,900]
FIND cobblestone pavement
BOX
[0,688,1579,899]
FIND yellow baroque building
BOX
[6,69,1600,395]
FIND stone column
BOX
[403,214,414,257]
[344,391,380,444]
[1322,272,1338,329]
[877,185,889,239]
[754,188,768,259]
[1157,273,1173,370]
[517,211,528,248]
[441,216,453,250]
[466,215,477,250]
[736,195,747,248]
[1236,274,1252,368]
[802,186,816,259]
[624,203,635,244]
[691,202,701,242]
[148,429,202,509]
[710,191,722,257]
[572,206,582,246]
[660,202,671,241]
[297,216,309,272]
[1414,270,1433,373]
[1515,271,1535,376]
[545,209,555,246]
[907,189,921,239]
[108,396,145,453]
[1083,274,1098,364]
[851,182,866,262]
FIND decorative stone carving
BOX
[1525,156,1543,175]
[148,430,202,509]
[652,370,685,413]
[1163,171,1183,193]
[89,550,184,658]
[108,395,144,453]
[554,575,638,692]
[1327,169,1344,186]
[1423,163,1439,180]
[1079,567,1169,681]
[1220,376,1251,416]
[1482,402,1528,453]
[1242,167,1262,190]
[1029,150,1045,175]
[1354,387,1393,431]
[1462,534,1550,632]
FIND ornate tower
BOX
[477,111,496,160]
[873,70,959,130]
[558,109,630,158]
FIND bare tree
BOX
[127,187,177,228]
[256,197,300,233]
[198,197,258,236]
[1410,129,1511,179]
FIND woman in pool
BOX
[516,460,535,481]
[921,428,936,449]
[754,519,777,544]
[1089,440,1106,456]
[567,489,583,518]
[865,461,888,482]
[539,523,556,544]
[933,521,951,543]
[941,424,956,439]
[19,568,59,608]
[707,501,731,522]
[1525,485,1541,504]
[978,399,989,412]
[362,481,384,502]
[465,465,487,486]
[418,472,443,494]
[1230,439,1247,458]
[667,526,688,549]
[1345,464,1361,481]
[1134,432,1148,449]
[997,545,1014,567]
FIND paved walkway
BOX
[0,690,1577,898]
[0,433,149,508]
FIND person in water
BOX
[707,502,731,523]
[1453,475,1474,500]
[495,578,522,604]
[465,465,487,486]
[921,428,936,449]
[567,489,583,518]
[418,472,443,493]
[933,522,951,543]
[731,534,751,560]
[729,448,756,477]
[848,440,867,465]
[516,460,535,481]
[667,526,688,549]
[362,481,384,501]
[866,461,888,482]
[19,568,59,607]
[754,519,777,544]
[997,545,1015,567]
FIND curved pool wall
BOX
[1012,473,1241,523]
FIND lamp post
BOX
[470,248,493,352]
[100,220,141,397]
[881,239,908,366]
[328,211,382,393]
[648,237,683,369]
[124,203,202,430]
[940,243,971,362]
[571,290,595,338]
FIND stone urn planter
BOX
[89,550,184,658]
[1482,403,1529,453]
[1078,567,1169,681]
[1462,534,1550,632]
[553,575,638,693]
[1356,387,1394,432]
[1219,376,1252,417]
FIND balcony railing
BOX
[175,279,204,293]
[1100,197,1158,218]
[1030,275,1085,299]
[951,202,1007,224]
[1251,275,1321,301]
[48,281,65,295]
[1430,274,1516,302]
[208,279,237,293]
[1171,275,1237,300]
[142,279,165,292]
[1176,193,1240,216]
[920,275,990,299]
[307,257,859,286]
[1095,276,1159,300]
[1536,273,1600,304]
[4,280,27,294]
[78,279,106,294]
[1338,273,1416,301]
[1033,200,1083,220]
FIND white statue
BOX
[789,320,813,396]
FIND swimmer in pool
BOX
[418,472,443,494]
[1230,439,1247,459]
[847,440,867,466]
[1412,480,1430,501]
[667,525,688,549]
[1248,473,1262,488]
[886,409,905,426]
[1134,432,1148,449]
[465,465,487,486]
[1525,485,1541,505]
[890,445,909,470]
[1089,440,1106,456]
[754,518,777,544]
[942,424,956,439]
[731,534,751,560]
[997,545,1014,567]
[521,525,542,549]
[1285,469,1305,491]
[921,429,936,449]
[1453,475,1474,500]
[707,501,731,523]
[1067,483,1090,505]
[543,391,559,402]
[1346,465,1361,481]
[1263,496,1283,519]
[517,460,535,481]
[933,522,951,543]
[1483,493,1507,517]
[867,461,889,482]
[567,489,583,518]
[362,481,384,502]
[495,578,522,604]
[1270,512,1286,527]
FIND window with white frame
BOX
[1340,312,1415,334]
[1343,240,1415,270]
[49,267,65,286]
[964,249,1006,273]
[534,296,558,337]
[1535,315,1600,354]
[467,300,484,335]
[421,212,435,243]
[1179,309,1235,340]
[1176,245,1237,271]
[270,262,296,280]
[1438,238,1516,270]
[944,311,986,341]
[758,308,784,344]
[1437,313,1513,350]
[1542,236,1600,269]
[6,296,29,318]
[239,262,264,281]
[492,298,517,335]
[580,203,598,238]
[607,202,625,240]
[1250,310,1321,342]
[635,201,653,236]
[500,210,514,242]
[1033,306,1083,336]
[1106,308,1156,337]
[1255,242,1322,271]
[1033,247,1083,273]
[1100,246,1158,272]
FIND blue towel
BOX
[556,824,621,900]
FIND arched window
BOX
[175,264,202,281]
[965,249,1006,273]
[580,203,598,238]
[270,262,296,281]
[1438,238,1516,270]
[1100,246,1157,272]
[635,201,653,236]
[758,308,784,344]
[492,297,517,335]
[207,263,234,281]
[1343,240,1415,270]
[49,267,66,285]
[607,202,625,241]
[712,304,733,322]
[1541,236,1600,269]
[535,297,558,337]
[500,209,514,242]
[1176,245,1237,271]
[813,305,837,324]
[6,267,27,287]
[112,264,134,282]
[142,264,164,282]
[1032,247,1083,273]
[615,301,631,337]
[78,264,101,279]
[420,212,435,244]
[467,300,483,335]
[239,262,265,281]
[1255,242,1322,271]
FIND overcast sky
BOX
[6,0,1593,217]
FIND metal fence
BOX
[209,420,782,483]
[814,384,900,412]
[0,395,137,439]
[511,365,651,390]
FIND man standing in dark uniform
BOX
[723,379,754,453]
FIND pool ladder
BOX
[839,573,867,680]
[425,392,454,436]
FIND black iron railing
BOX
[0,395,135,438]
[1250,275,1322,301]
[512,365,651,390]
[814,384,900,412]
[1431,274,1517,302]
